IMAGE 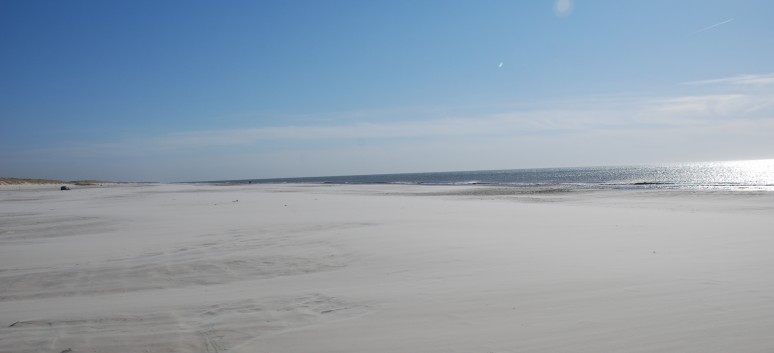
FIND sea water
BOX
[225,159,774,191]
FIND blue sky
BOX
[2,0,773,181]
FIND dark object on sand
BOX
[60,186,70,190]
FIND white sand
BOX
[2,183,774,353]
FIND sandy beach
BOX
[1,183,774,353]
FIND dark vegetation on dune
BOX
[0,178,112,185]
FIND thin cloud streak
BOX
[683,73,774,87]
[141,92,774,149]
[692,18,734,34]
[14,88,773,157]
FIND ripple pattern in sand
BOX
[1,293,371,353]
[0,228,352,301]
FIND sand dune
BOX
[2,184,773,352]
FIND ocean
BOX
[220,159,774,191]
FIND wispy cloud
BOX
[692,18,734,34]
[682,73,774,87]
[647,94,750,114]
[8,74,774,181]
[144,90,773,150]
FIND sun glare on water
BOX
[713,159,774,186]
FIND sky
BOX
[1,0,773,182]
